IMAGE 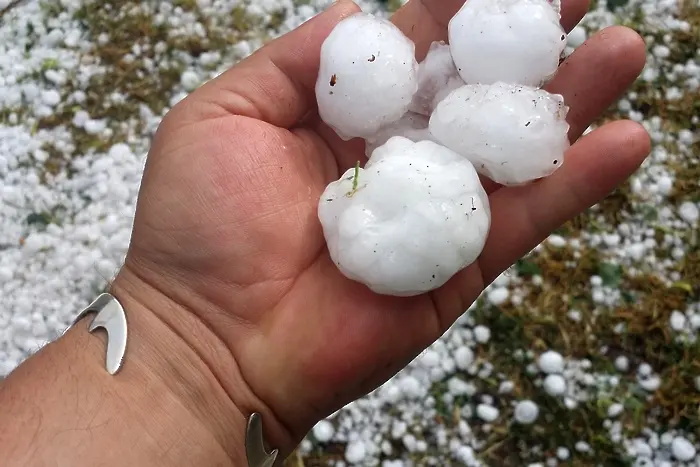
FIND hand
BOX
[114,0,651,456]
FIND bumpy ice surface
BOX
[409,41,462,116]
[448,0,567,87]
[315,13,418,140]
[318,137,491,297]
[364,112,433,157]
[430,82,571,186]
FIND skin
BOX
[0,0,651,465]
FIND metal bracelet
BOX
[73,293,278,466]
[72,293,128,375]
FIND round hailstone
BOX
[454,346,475,370]
[607,403,624,418]
[476,404,500,422]
[543,374,567,396]
[513,400,539,424]
[538,350,565,374]
[316,13,419,140]
[312,420,335,443]
[318,137,491,297]
[671,436,696,461]
[345,440,367,464]
[448,0,567,87]
[364,112,433,157]
[430,82,570,186]
[409,41,462,116]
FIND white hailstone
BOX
[575,441,591,453]
[316,13,418,140]
[409,41,460,116]
[318,137,491,297]
[499,381,515,394]
[487,287,509,305]
[473,325,491,343]
[615,355,629,372]
[538,350,564,374]
[454,346,475,370]
[180,70,200,92]
[312,420,335,443]
[679,201,699,224]
[567,25,587,48]
[607,403,624,418]
[430,82,570,186]
[639,375,661,392]
[41,89,61,107]
[547,235,567,248]
[448,0,567,87]
[364,112,433,157]
[543,374,566,396]
[638,363,652,377]
[557,447,570,460]
[345,440,367,464]
[84,119,107,135]
[420,349,441,367]
[670,310,687,331]
[671,436,696,461]
[513,400,539,424]
[476,404,499,422]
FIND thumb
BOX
[168,1,361,130]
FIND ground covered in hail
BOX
[0,0,698,465]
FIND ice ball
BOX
[316,13,419,140]
[430,82,570,186]
[448,0,567,87]
[318,137,491,296]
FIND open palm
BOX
[118,0,650,453]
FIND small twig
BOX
[0,0,27,20]
[346,160,361,197]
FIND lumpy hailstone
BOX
[409,41,462,116]
[448,0,567,87]
[430,81,570,186]
[318,137,491,297]
[315,13,418,140]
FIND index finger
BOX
[391,0,591,59]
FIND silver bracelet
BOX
[73,293,279,467]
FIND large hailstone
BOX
[409,41,463,116]
[430,82,570,186]
[318,137,491,297]
[315,13,419,140]
[448,0,567,87]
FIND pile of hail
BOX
[316,0,570,297]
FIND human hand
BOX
[112,0,651,457]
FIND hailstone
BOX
[315,13,419,140]
[364,112,433,157]
[430,82,570,186]
[448,0,567,87]
[409,41,461,116]
[318,137,491,297]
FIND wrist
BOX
[0,269,249,467]
[110,262,297,461]
[107,269,251,465]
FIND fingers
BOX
[476,25,647,195]
[545,25,647,141]
[170,1,360,129]
[391,0,590,59]
[478,120,651,284]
